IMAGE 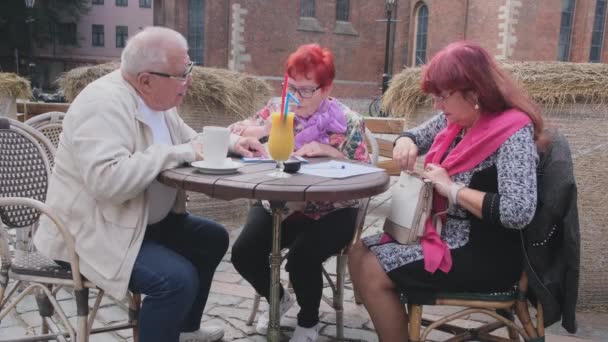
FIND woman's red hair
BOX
[421,41,544,139]
[286,44,335,90]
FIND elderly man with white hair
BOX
[33,26,265,342]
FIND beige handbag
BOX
[383,171,435,244]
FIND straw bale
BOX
[57,62,119,102]
[382,62,608,118]
[57,62,272,121]
[0,72,32,99]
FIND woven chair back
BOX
[25,111,65,168]
[0,118,53,228]
[25,111,65,148]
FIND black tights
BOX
[231,203,357,327]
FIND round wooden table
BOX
[159,158,389,341]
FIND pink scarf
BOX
[382,109,532,273]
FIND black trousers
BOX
[231,202,357,327]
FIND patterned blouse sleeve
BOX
[337,111,370,163]
[228,99,275,137]
[406,112,448,155]
[496,124,538,228]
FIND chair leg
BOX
[36,286,55,335]
[247,292,261,326]
[130,292,141,342]
[408,304,423,342]
[335,255,347,341]
[497,308,519,340]
[74,288,90,342]
[515,299,538,339]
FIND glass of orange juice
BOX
[268,111,295,178]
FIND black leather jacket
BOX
[523,130,579,333]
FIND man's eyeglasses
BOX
[431,91,455,103]
[145,61,195,84]
[284,83,321,99]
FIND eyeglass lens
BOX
[287,85,317,98]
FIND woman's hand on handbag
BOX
[422,163,453,198]
[393,136,418,171]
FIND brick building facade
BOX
[155,0,608,100]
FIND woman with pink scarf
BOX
[229,44,369,342]
[349,41,545,341]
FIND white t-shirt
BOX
[138,98,178,224]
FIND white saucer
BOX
[191,159,243,174]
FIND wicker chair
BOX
[404,271,545,342]
[0,117,140,342]
[24,111,65,149]
[246,128,380,340]
[24,111,65,170]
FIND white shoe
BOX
[256,291,296,334]
[289,323,320,342]
[179,326,224,342]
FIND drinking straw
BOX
[280,73,288,122]
[283,92,300,123]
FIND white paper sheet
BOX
[298,161,384,178]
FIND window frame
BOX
[187,0,205,64]
[139,0,151,8]
[336,0,349,22]
[92,24,105,47]
[558,0,576,61]
[92,0,104,5]
[115,0,128,7]
[589,0,607,62]
[300,0,315,18]
[116,25,128,48]
[413,3,429,66]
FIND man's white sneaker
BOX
[255,291,296,334]
[179,326,224,342]
[289,323,320,342]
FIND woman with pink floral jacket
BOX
[229,44,369,342]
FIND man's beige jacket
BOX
[34,70,199,299]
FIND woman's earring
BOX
[474,103,479,110]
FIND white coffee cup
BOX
[200,126,230,167]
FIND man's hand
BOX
[294,141,345,159]
[191,140,204,161]
[393,136,418,171]
[233,137,267,157]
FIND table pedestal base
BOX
[268,202,284,342]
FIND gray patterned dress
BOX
[362,112,538,300]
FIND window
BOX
[300,0,315,18]
[57,23,77,45]
[92,0,104,4]
[139,0,151,8]
[188,0,205,64]
[414,4,428,66]
[92,24,104,47]
[590,0,606,62]
[559,0,575,61]
[116,0,128,7]
[336,0,349,21]
[116,26,128,48]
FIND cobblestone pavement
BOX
[1,182,606,341]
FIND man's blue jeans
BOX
[128,212,229,342]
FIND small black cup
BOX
[283,160,301,173]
